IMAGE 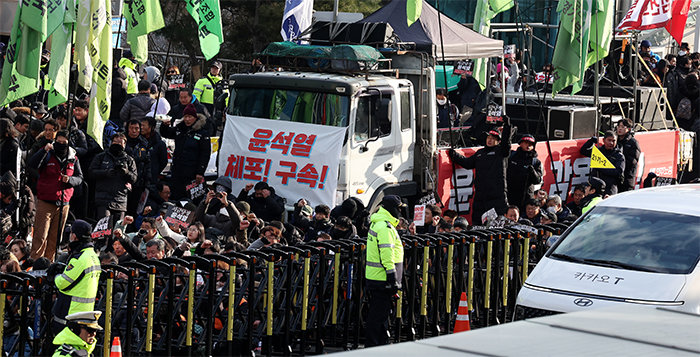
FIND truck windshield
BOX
[228,88,349,127]
[551,206,700,274]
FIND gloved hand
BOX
[46,262,65,281]
[448,148,457,158]
[385,271,401,293]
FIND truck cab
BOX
[225,52,438,209]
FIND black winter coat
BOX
[450,123,512,221]
[507,148,543,208]
[0,138,19,177]
[616,133,640,192]
[169,100,213,135]
[120,93,155,124]
[145,132,168,181]
[124,135,152,188]
[66,120,88,159]
[160,114,211,179]
[89,150,138,211]
[580,138,625,195]
[237,189,286,223]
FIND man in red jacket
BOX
[28,130,84,261]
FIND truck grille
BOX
[513,305,561,320]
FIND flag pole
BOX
[152,0,183,117]
[435,0,462,214]
[593,7,600,133]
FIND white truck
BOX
[222,48,442,210]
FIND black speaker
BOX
[634,87,668,129]
[547,106,598,140]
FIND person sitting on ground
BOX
[545,195,572,223]
[566,184,586,217]
[247,224,282,251]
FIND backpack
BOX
[677,97,692,120]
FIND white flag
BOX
[617,0,672,31]
[280,0,313,42]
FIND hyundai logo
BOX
[574,298,593,307]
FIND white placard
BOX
[218,116,347,207]
[413,205,426,226]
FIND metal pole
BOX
[436,0,462,216]
[332,0,339,23]
[593,10,600,132]
[632,32,638,122]
[694,7,700,53]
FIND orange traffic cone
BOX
[110,336,122,357]
[453,292,471,332]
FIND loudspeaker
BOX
[310,22,394,47]
[634,87,668,129]
[547,106,598,140]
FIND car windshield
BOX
[551,206,700,274]
[228,87,349,127]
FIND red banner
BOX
[437,130,679,223]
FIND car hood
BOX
[527,257,687,302]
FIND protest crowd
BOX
[0,35,697,357]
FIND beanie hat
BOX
[183,104,197,117]
[71,220,93,240]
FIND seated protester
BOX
[99,251,118,265]
[545,195,572,222]
[113,216,165,256]
[167,222,206,257]
[109,230,134,263]
[566,184,586,217]
[194,177,242,239]
[282,222,304,246]
[0,246,21,273]
[291,199,313,233]
[534,189,548,208]
[504,205,520,223]
[8,239,32,271]
[438,221,453,233]
[415,204,441,234]
[329,216,358,240]
[540,210,558,225]
[330,197,370,237]
[145,239,167,260]
[453,217,469,232]
[523,199,545,225]
[304,204,333,242]
[247,224,282,251]
[442,209,458,225]
[316,232,332,242]
[581,178,606,215]
[237,181,285,223]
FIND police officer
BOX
[118,50,138,95]
[51,220,102,334]
[193,60,225,115]
[53,311,102,357]
[365,195,404,347]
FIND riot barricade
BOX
[0,222,570,356]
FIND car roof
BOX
[597,184,700,217]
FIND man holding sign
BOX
[580,131,625,195]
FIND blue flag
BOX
[280,0,313,42]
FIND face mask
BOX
[206,198,222,215]
[437,98,447,106]
[546,206,558,215]
[331,228,347,240]
[109,144,124,156]
[678,50,686,57]
[54,142,68,157]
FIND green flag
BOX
[552,0,593,95]
[124,0,165,63]
[471,0,514,90]
[75,0,93,90]
[406,0,422,27]
[82,0,112,147]
[47,0,76,108]
[586,0,614,67]
[186,0,224,60]
[0,6,39,106]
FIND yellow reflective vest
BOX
[52,326,95,357]
[54,245,101,318]
[119,57,138,95]
[193,73,222,105]
[365,207,404,282]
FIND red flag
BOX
[617,0,672,31]
[664,0,692,45]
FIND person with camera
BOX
[365,195,405,347]
[29,130,83,261]
[194,176,242,238]
[89,133,137,222]
[237,181,285,223]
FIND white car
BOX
[515,184,700,319]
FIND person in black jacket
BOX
[580,131,625,196]
[124,119,152,215]
[169,88,213,135]
[140,117,168,183]
[615,118,641,192]
[0,118,20,177]
[89,133,138,222]
[237,181,286,223]
[160,104,211,200]
[449,118,512,224]
[54,109,89,159]
[120,80,156,127]
[507,134,543,210]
